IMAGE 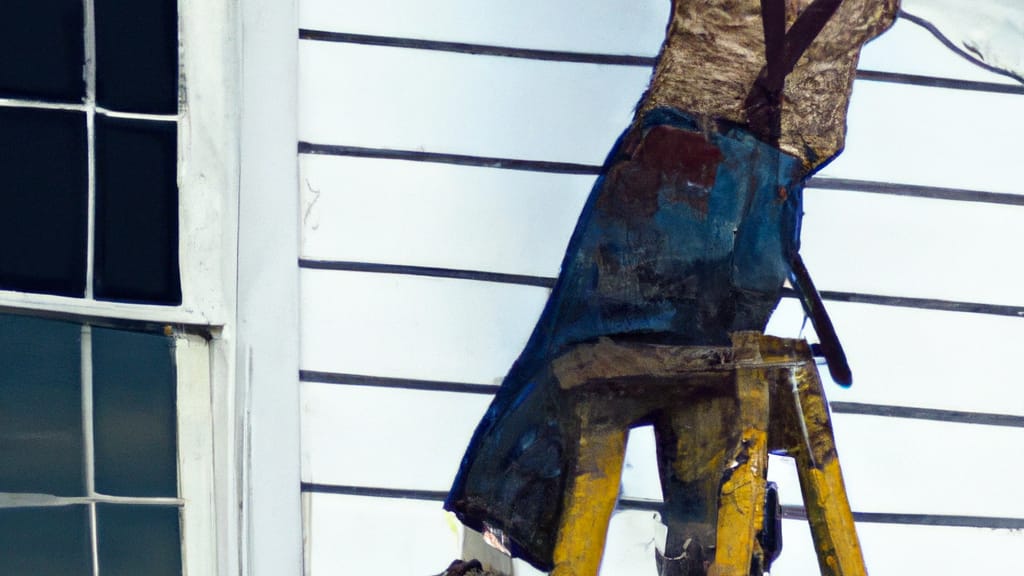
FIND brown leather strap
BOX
[745,0,845,143]
[762,0,788,90]
[743,1,854,386]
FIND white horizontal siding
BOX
[820,81,1023,194]
[301,382,1024,519]
[298,41,650,164]
[299,1,1017,87]
[299,0,668,56]
[773,519,1024,576]
[300,155,590,277]
[766,299,1024,416]
[303,493,460,575]
[299,269,547,384]
[301,267,1024,416]
[800,190,1024,306]
[303,492,1024,575]
[300,383,491,489]
[296,3,1024,575]
[300,43,1024,193]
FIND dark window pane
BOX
[0,0,85,102]
[93,117,181,304]
[0,314,84,496]
[97,505,181,576]
[0,506,92,575]
[93,326,177,497]
[0,108,88,297]
[94,0,178,113]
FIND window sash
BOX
[0,0,235,572]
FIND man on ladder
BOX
[446,1,899,574]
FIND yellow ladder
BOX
[548,332,866,576]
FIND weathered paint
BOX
[709,335,772,576]
[640,0,897,169]
[487,334,866,576]
[788,359,867,576]
[551,403,628,576]
[446,108,805,570]
[448,0,896,570]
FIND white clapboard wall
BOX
[295,2,1024,574]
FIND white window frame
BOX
[0,0,252,573]
[0,3,229,328]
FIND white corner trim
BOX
[236,0,303,575]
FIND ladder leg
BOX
[708,360,771,576]
[787,362,867,576]
[656,396,734,575]
[551,399,628,576]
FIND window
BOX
[0,0,224,574]
[0,0,180,304]
[0,314,181,575]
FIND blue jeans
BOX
[446,107,806,570]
